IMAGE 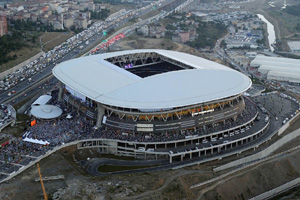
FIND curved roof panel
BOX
[31,105,62,119]
[53,50,251,109]
[251,55,300,68]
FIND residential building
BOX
[0,15,7,37]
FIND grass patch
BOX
[16,113,30,122]
[97,164,157,173]
[40,32,74,52]
[251,78,262,85]
[139,10,160,20]
[0,32,73,73]
[0,47,40,73]
[0,137,10,144]
[12,91,40,111]
[0,113,29,138]
[269,10,300,34]
[100,153,140,161]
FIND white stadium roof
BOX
[53,49,251,110]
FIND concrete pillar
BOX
[190,153,192,159]
[96,103,105,127]
[58,82,64,102]
[169,155,172,163]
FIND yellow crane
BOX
[37,163,48,200]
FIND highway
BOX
[0,0,174,106]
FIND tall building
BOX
[0,15,7,37]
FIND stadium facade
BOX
[51,50,272,162]
[53,50,252,132]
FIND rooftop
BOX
[53,49,252,110]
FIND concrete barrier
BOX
[278,113,300,135]
[249,177,300,200]
[214,128,300,172]
[0,51,44,80]
[191,134,300,189]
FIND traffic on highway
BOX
[0,0,171,105]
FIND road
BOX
[0,1,173,106]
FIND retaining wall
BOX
[214,118,300,172]
[249,177,300,200]
[0,141,78,184]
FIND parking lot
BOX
[254,92,300,125]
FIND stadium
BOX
[52,50,268,161]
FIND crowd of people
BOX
[0,0,200,181]
[0,96,258,181]
[26,97,258,145]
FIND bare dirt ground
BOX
[198,147,300,200]
[3,135,300,200]
[0,146,211,200]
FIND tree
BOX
[220,40,227,48]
